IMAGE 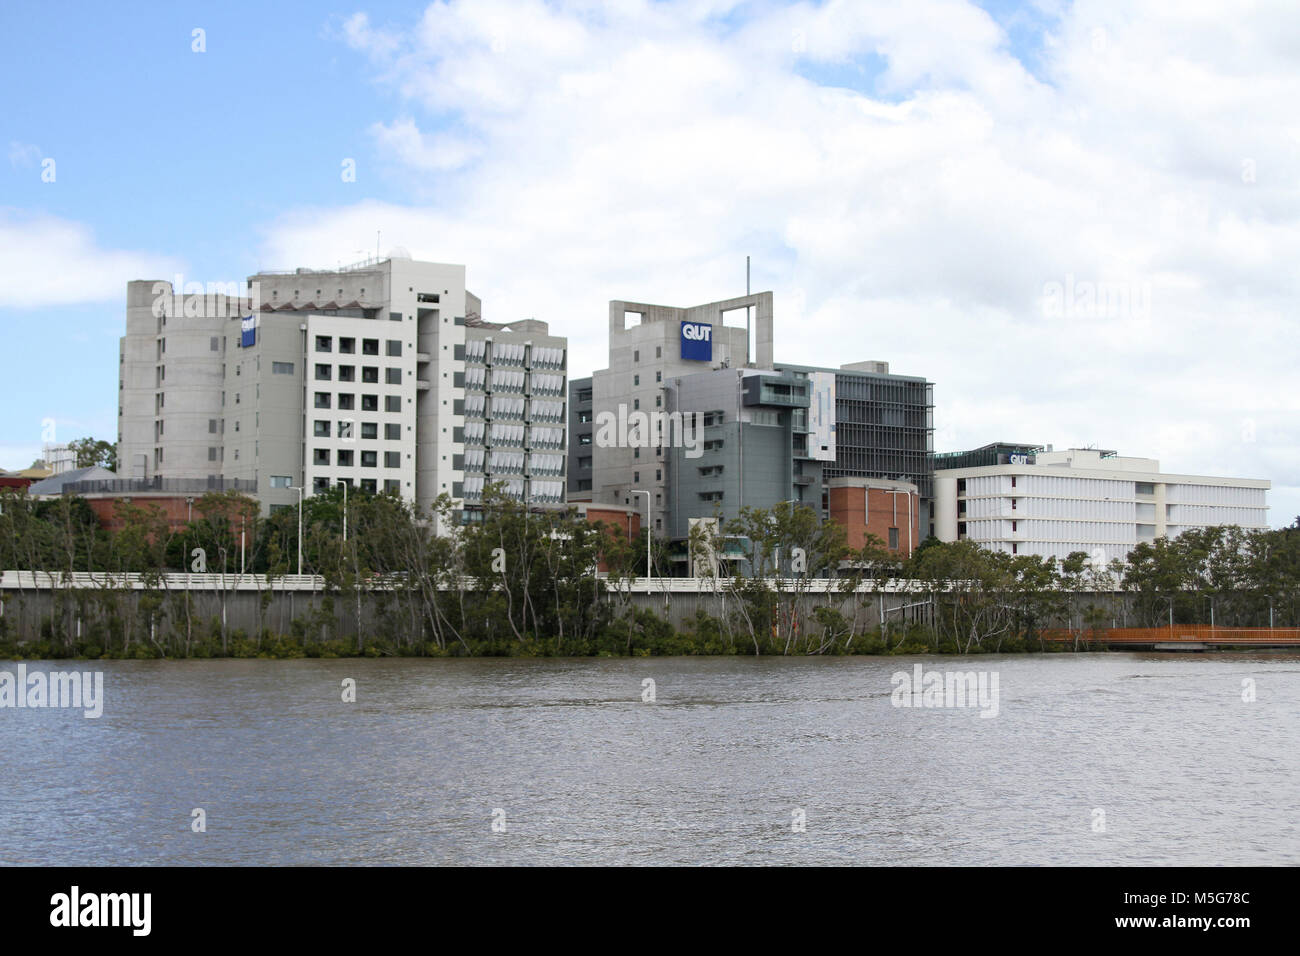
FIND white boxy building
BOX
[118,255,566,526]
[933,447,1270,563]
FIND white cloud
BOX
[0,211,183,309]
[266,0,1299,523]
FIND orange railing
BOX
[1040,626,1300,645]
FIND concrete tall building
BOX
[460,317,568,513]
[662,367,822,544]
[118,255,474,522]
[590,293,773,511]
[934,446,1271,563]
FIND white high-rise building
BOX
[118,255,475,524]
[933,447,1270,564]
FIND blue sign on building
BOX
[240,314,256,348]
[680,321,712,361]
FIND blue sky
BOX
[3,0,1297,524]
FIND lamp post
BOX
[631,489,651,579]
[885,488,914,558]
[338,479,348,542]
[289,486,304,576]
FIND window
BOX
[633,399,639,410]
[578,434,592,445]
[385,396,402,412]
[656,469,661,480]
[337,449,354,467]
[386,367,402,385]
[655,346,661,358]
[634,374,640,386]
[362,366,379,383]
[361,451,377,468]
[338,421,354,441]
[208,419,218,434]
[361,479,378,493]
[338,394,355,410]
[314,420,330,437]
[634,448,640,459]
[272,361,293,375]
[314,448,330,465]
[339,337,355,354]
[633,350,639,362]
[384,423,401,440]
[313,477,329,494]
[362,394,379,412]
[655,395,661,407]
[338,365,355,382]
[315,393,331,408]
[386,340,402,357]
[634,472,640,483]
[384,479,400,494]
[384,451,401,468]
[889,528,899,550]
[361,422,378,440]
[1010,476,1017,488]
[316,336,332,352]
[315,364,331,380]
[270,476,292,489]
[362,338,379,355]
[656,370,662,383]
[1011,498,1017,510]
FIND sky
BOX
[2,0,1297,525]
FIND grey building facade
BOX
[662,367,823,545]
[567,377,593,496]
[774,360,936,536]
[590,293,773,514]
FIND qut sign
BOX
[680,321,713,361]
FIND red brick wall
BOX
[828,486,917,555]
[581,507,641,572]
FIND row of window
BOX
[314,393,405,412]
[312,477,402,495]
[315,335,402,356]
[315,364,404,384]
[314,420,404,440]
[312,448,404,468]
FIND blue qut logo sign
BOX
[240,315,256,347]
[680,321,712,361]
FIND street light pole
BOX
[339,479,348,542]
[885,488,914,557]
[290,486,304,576]
[631,489,651,578]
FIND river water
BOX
[1,654,1297,865]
